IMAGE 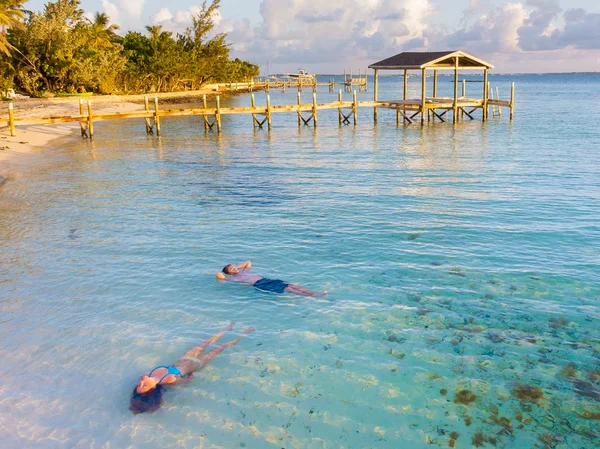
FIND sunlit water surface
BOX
[1,74,600,448]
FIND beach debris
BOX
[19,141,29,144]
[0,145,9,150]
[453,389,478,405]
[511,383,544,402]
[0,176,6,187]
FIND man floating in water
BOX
[216,261,327,297]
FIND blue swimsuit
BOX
[148,365,182,383]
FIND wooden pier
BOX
[1,83,513,138]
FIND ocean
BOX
[0,73,599,448]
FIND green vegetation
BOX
[0,0,259,96]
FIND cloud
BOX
[101,0,120,25]
[557,9,600,50]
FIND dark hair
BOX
[222,264,234,274]
[130,385,164,414]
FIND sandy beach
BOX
[0,87,235,182]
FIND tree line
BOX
[0,0,259,97]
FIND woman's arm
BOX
[216,272,226,280]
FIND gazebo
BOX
[368,50,509,124]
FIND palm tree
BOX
[0,0,27,56]
[86,12,119,49]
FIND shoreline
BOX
[0,86,248,183]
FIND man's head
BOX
[222,264,239,275]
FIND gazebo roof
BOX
[369,50,494,70]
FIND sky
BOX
[26,0,600,73]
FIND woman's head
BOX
[222,264,239,275]
[130,384,164,414]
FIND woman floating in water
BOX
[130,322,254,414]
[216,260,327,297]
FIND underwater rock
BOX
[387,334,398,342]
[388,349,406,360]
[440,389,448,396]
[549,317,569,329]
[587,370,600,382]
[407,233,420,240]
[572,380,600,402]
[417,308,432,316]
[511,383,544,402]
[485,332,506,343]
[453,389,478,406]
[472,431,496,447]
[560,362,578,378]
[431,261,442,266]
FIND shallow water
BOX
[1,74,599,449]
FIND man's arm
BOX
[237,260,252,271]
[216,272,226,280]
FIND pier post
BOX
[79,99,86,137]
[266,94,272,131]
[373,68,379,123]
[216,95,222,133]
[496,87,502,118]
[297,92,302,127]
[312,92,318,128]
[353,90,357,126]
[144,96,152,133]
[338,90,343,125]
[482,68,489,121]
[510,82,515,120]
[153,97,160,136]
[462,79,466,119]
[251,93,257,130]
[298,78,302,93]
[421,68,426,126]
[87,100,94,139]
[432,70,437,98]
[8,102,16,137]
[203,95,209,131]
[453,57,459,123]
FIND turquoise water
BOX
[1,74,599,448]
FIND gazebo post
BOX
[374,68,379,122]
[403,69,408,120]
[483,68,489,121]
[453,56,459,123]
[421,68,426,126]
